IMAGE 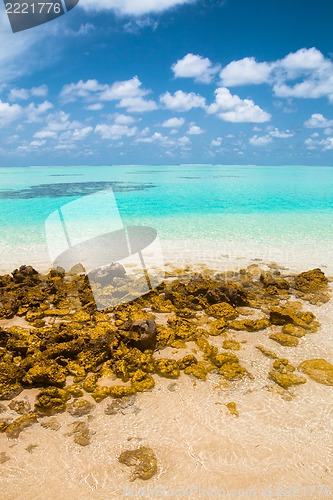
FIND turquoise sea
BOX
[1,164,333,272]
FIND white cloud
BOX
[304,113,333,128]
[136,132,191,148]
[114,114,137,125]
[79,0,194,16]
[25,101,54,123]
[86,103,104,111]
[9,85,48,102]
[210,137,223,147]
[249,135,272,146]
[8,88,30,101]
[208,87,271,123]
[0,99,52,127]
[61,77,157,113]
[273,48,333,102]
[124,17,159,33]
[160,90,206,112]
[69,127,93,140]
[187,124,204,135]
[214,47,333,104]
[99,76,147,101]
[220,57,273,86]
[278,47,329,78]
[60,79,106,103]
[33,111,88,142]
[268,127,294,138]
[31,85,49,98]
[116,96,157,113]
[161,117,185,128]
[304,136,333,151]
[0,100,23,126]
[172,54,220,84]
[95,124,138,139]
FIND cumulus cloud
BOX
[116,96,157,113]
[249,135,272,146]
[210,137,223,147]
[114,114,137,125]
[0,100,23,126]
[304,113,333,128]
[208,87,271,123]
[268,127,294,138]
[220,57,273,87]
[187,124,204,135]
[136,132,191,148]
[161,117,185,127]
[95,123,138,139]
[214,47,333,104]
[160,90,206,112]
[0,99,53,127]
[33,111,86,140]
[172,54,220,84]
[79,0,194,16]
[60,77,158,113]
[60,79,106,103]
[272,48,333,102]
[304,136,333,151]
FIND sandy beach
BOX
[0,249,332,500]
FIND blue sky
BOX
[0,0,333,166]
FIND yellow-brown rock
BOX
[206,302,238,320]
[269,333,299,347]
[118,446,157,480]
[6,413,38,438]
[226,401,239,416]
[294,268,328,292]
[298,359,333,386]
[229,318,269,332]
[269,371,306,389]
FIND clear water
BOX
[1,164,333,270]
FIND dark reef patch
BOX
[0,181,156,199]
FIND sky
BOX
[0,0,333,166]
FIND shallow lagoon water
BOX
[1,164,333,273]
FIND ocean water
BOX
[1,164,333,272]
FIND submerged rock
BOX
[269,332,299,347]
[8,399,31,414]
[269,371,307,389]
[67,399,95,417]
[118,446,157,481]
[298,359,333,386]
[226,402,239,416]
[6,413,38,438]
[72,421,91,446]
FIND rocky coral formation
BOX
[269,358,307,389]
[0,263,331,440]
